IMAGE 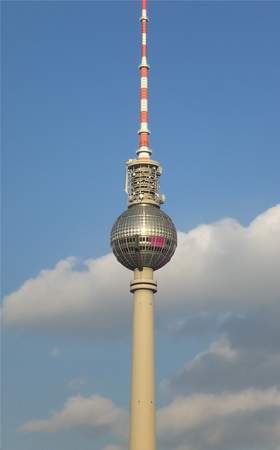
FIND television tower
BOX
[110,1,177,449]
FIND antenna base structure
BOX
[126,158,164,207]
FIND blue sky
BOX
[2,2,280,450]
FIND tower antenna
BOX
[138,0,151,159]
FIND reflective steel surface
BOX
[111,204,177,270]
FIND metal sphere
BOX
[111,204,177,271]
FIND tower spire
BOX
[137,0,151,159]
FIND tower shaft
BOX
[129,268,157,450]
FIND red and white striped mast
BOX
[137,0,152,159]
[124,0,165,208]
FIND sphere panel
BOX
[111,204,177,270]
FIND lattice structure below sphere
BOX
[111,204,177,270]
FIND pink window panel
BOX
[149,236,166,247]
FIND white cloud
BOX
[18,394,128,436]
[3,204,280,337]
[158,388,280,450]
[3,254,130,336]
[158,204,280,316]
[158,388,280,434]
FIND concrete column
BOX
[129,267,157,450]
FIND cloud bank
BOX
[18,394,128,437]
[18,389,280,450]
[3,204,280,337]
